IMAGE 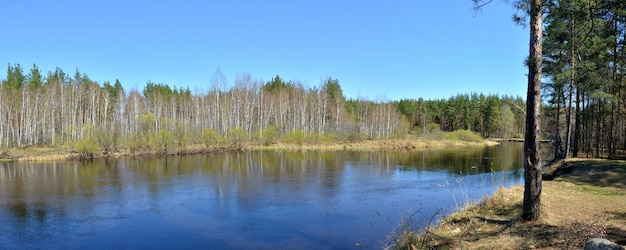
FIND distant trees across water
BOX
[0,67,407,152]
[0,65,527,152]
[395,94,526,139]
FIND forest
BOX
[541,0,625,159]
[395,94,526,139]
[0,64,524,157]
[0,67,408,154]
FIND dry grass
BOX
[0,138,498,162]
[395,158,626,249]
[252,139,497,151]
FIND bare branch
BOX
[509,99,527,115]
[472,0,494,10]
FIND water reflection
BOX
[0,143,525,249]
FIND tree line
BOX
[0,65,410,154]
[1,64,537,155]
[395,94,527,138]
[542,0,625,159]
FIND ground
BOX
[393,158,626,249]
[0,138,497,162]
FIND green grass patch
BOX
[566,181,626,196]
[449,129,484,142]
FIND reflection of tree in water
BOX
[395,142,525,176]
[6,202,47,224]
[7,201,28,221]
[0,147,528,248]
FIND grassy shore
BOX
[0,138,498,162]
[391,158,626,249]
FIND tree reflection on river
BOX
[0,142,524,249]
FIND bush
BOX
[126,133,144,153]
[420,130,446,140]
[95,127,119,154]
[227,127,246,149]
[202,128,222,149]
[336,124,362,142]
[392,121,410,139]
[411,127,424,138]
[443,131,458,140]
[75,136,99,160]
[259,125,280,146]
[155,130,175,154]
[306,132,321,145]
[172,124,191,148]
[451,129,484,142]
[426,123,440,133]
[285,129,306,145]
[320,133,337,144]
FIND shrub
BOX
[155,130,175,154]
[444,131,458,140]
[75,136,99,160]
[336,124,362,142]
[94,127,119,154]
[227,127,246,149]
[420,130,446,140]
[285,129,306,145]
[259,125,280,146]
[411,127,424,138]
[202,128,222,149]
[306,132,321,145]
[320,133,337,144]
[426,123,440,133]
[126,133,145,153]
[452,129,484,142]
[172,123,191,148]
[392,121,410,139]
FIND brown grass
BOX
[252,139,496,151]
[1,138,498,162]
[395,158,626,249]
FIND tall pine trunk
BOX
[522,0,543,222]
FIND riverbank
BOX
[0,138,499,162]
[392,158,626,249]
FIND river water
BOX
[0,142,525,249]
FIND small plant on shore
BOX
[258,125,280,146]
[451,129,484,142]
[385,208,445,249]
[74,136,99,160]
[202,128,222,150]
[95,127,120,154]
[227,127,246,150]
[285,129,306,145]
[0,149,13,161]
[321,133,336,144]
[154,130,175,155]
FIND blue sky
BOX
[1,0,528,101]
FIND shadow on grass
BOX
[605,211,626,245]
[509,222,562,249]
[606,226,626,245]
[424,218,608,249]
[544,160,626,189]
[402,201,611,249]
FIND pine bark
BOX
[522,0,543,221]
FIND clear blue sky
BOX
[1,0,528,101]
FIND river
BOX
[0,142,525,249]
